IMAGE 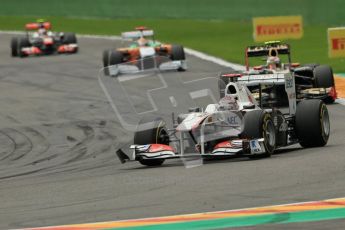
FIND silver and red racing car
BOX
[11,19,78,57]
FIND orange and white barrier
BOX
[253,16,303,42]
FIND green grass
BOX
[0,0,344,26]
[2,16,345,72]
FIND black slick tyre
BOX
[102,49,111,75]
[63,32,77,44]
[108,51,123,76]
[242,110,276,158]
[102,49,111,67]
[295,99,330,148]
[18,37,30,57]
[313,65,335,103]
[62,33,78,53]
[171,44,186,71]
[11,37,18,57]
[134,117,169,166]
[109,50,123,66]
[171,45,185,60]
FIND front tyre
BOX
[171,45,185,60]
[134,117,169,166]
[242,110,276,158]
[171,45,186,71]
[102,49,111,75]
[296,99,330,147]
[109,50,124,66]
[11,37,18,57]
[18,37,30,57]
[102,49,110,67]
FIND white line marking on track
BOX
[184,47,245,71]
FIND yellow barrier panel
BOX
[253,16,303,42]
[328,27,345,58]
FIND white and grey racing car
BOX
[116,74,330,166]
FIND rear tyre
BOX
[296,99,330,148]
[242,110,276,158]
[134,117,169,166]
[171,45,186,71]
[313,65,335,103]
[11,37,18,57]
[18,37,30,57]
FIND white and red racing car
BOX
[116,73,330,166]
[103,26,186,76]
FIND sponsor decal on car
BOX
[250,140,262,154]
[224,112,243,127]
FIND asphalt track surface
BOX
[1,34,345,229]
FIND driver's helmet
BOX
[266,48,281,70]
[137,37,149,46]
[38,28,47,35]
[218,95,239,110]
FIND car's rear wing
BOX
[121,30,154,39]
[25,22,51,30]
[246,43,290,57]
[245,42,291,71]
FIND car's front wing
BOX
[116,139,267,164]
